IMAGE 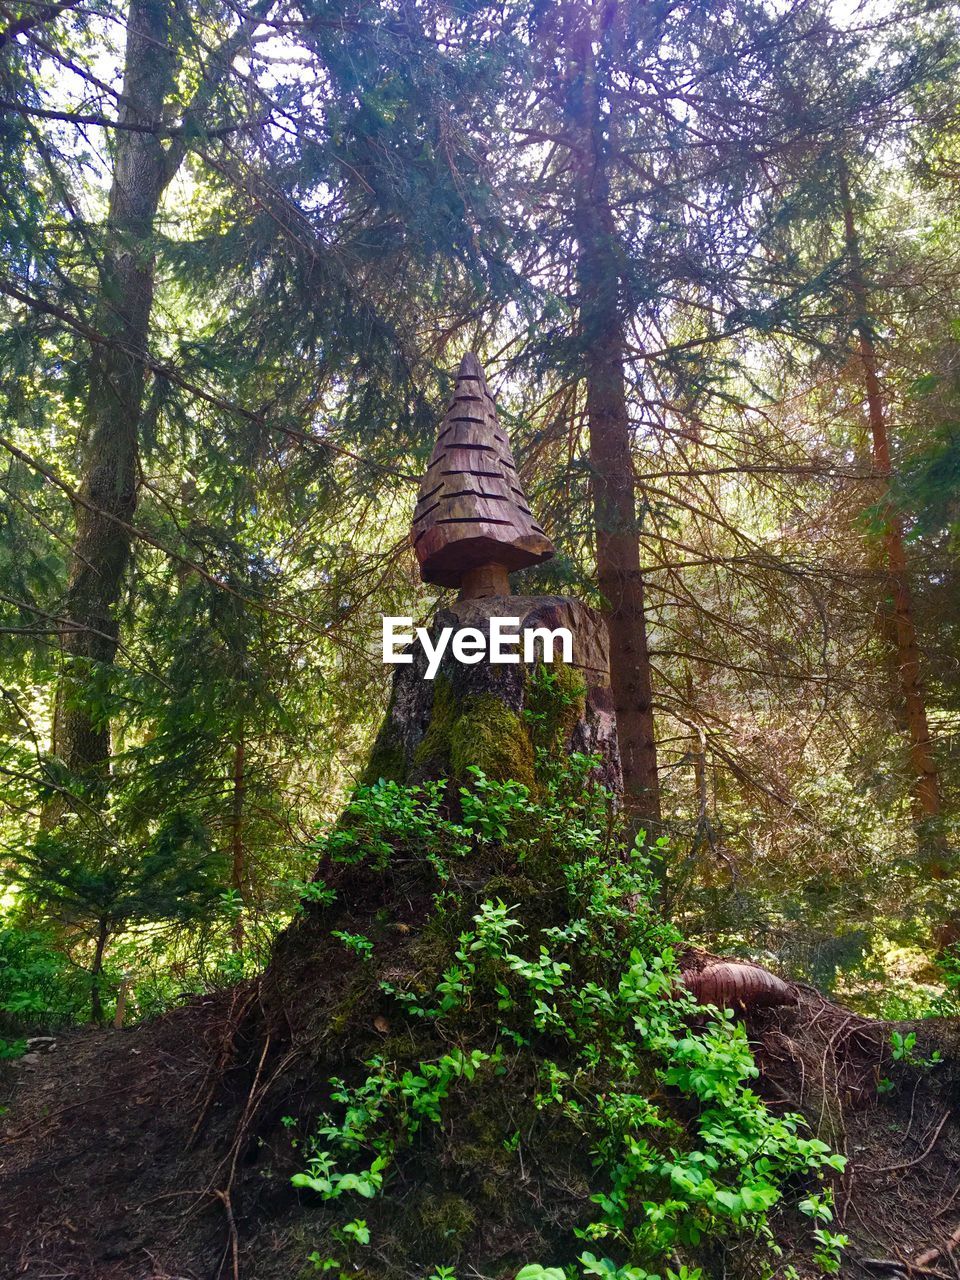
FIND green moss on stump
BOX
[413,680,536,791]
[413,1192,477,1257]
[525,662,587,756]
[413,676,459,777]
[450,695,535,789]
[364,659,587,793]
[361,731,407,786]
[327,973,378,1042]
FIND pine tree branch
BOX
[0,0,81,47]
[0,278,419,481]
[0,98,269,137]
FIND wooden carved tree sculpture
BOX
[364,352,622,792]
[412,352,555,599]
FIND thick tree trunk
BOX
[839,165,947,874]
[364,595,622,796]
[583,326,662,836]
[566,0,662,837]
[53,0,175,786]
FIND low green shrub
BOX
[0,925,90,1037]
[293,756,845,1279]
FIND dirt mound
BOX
[0,989,256,1279]
[2,963,959,1280]
[754,990,960,1278]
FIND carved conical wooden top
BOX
[412,353,555,590]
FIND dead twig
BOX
[212,1188,239,1280]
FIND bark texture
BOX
[839,163,946,873]
[565,0,662,834]
[55,0,176,782]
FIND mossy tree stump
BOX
[365,595,622,797]
[261,591,620,1068]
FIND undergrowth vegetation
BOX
[0,877,308,1045]
[287,756,848,1280]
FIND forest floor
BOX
[2,969,959,1280]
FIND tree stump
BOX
[365,594,622,796]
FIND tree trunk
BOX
[268,591,622,1040]
[566,0,662,838]
[53,0,176,788]
[838,163,946,874]
[90,919,109,1023]
[230,732,247,952]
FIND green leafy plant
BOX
[811,1229,849,1275]
[340,1219,370,1245]
[331,930,374,960]
[459,769,532,844]
[307,1252,341,1273]
[280,877,338,912]
[0,925,90,1026]
[890,1029,943,1069]
[515,1267,566,1280]
[294,764,846,1277]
